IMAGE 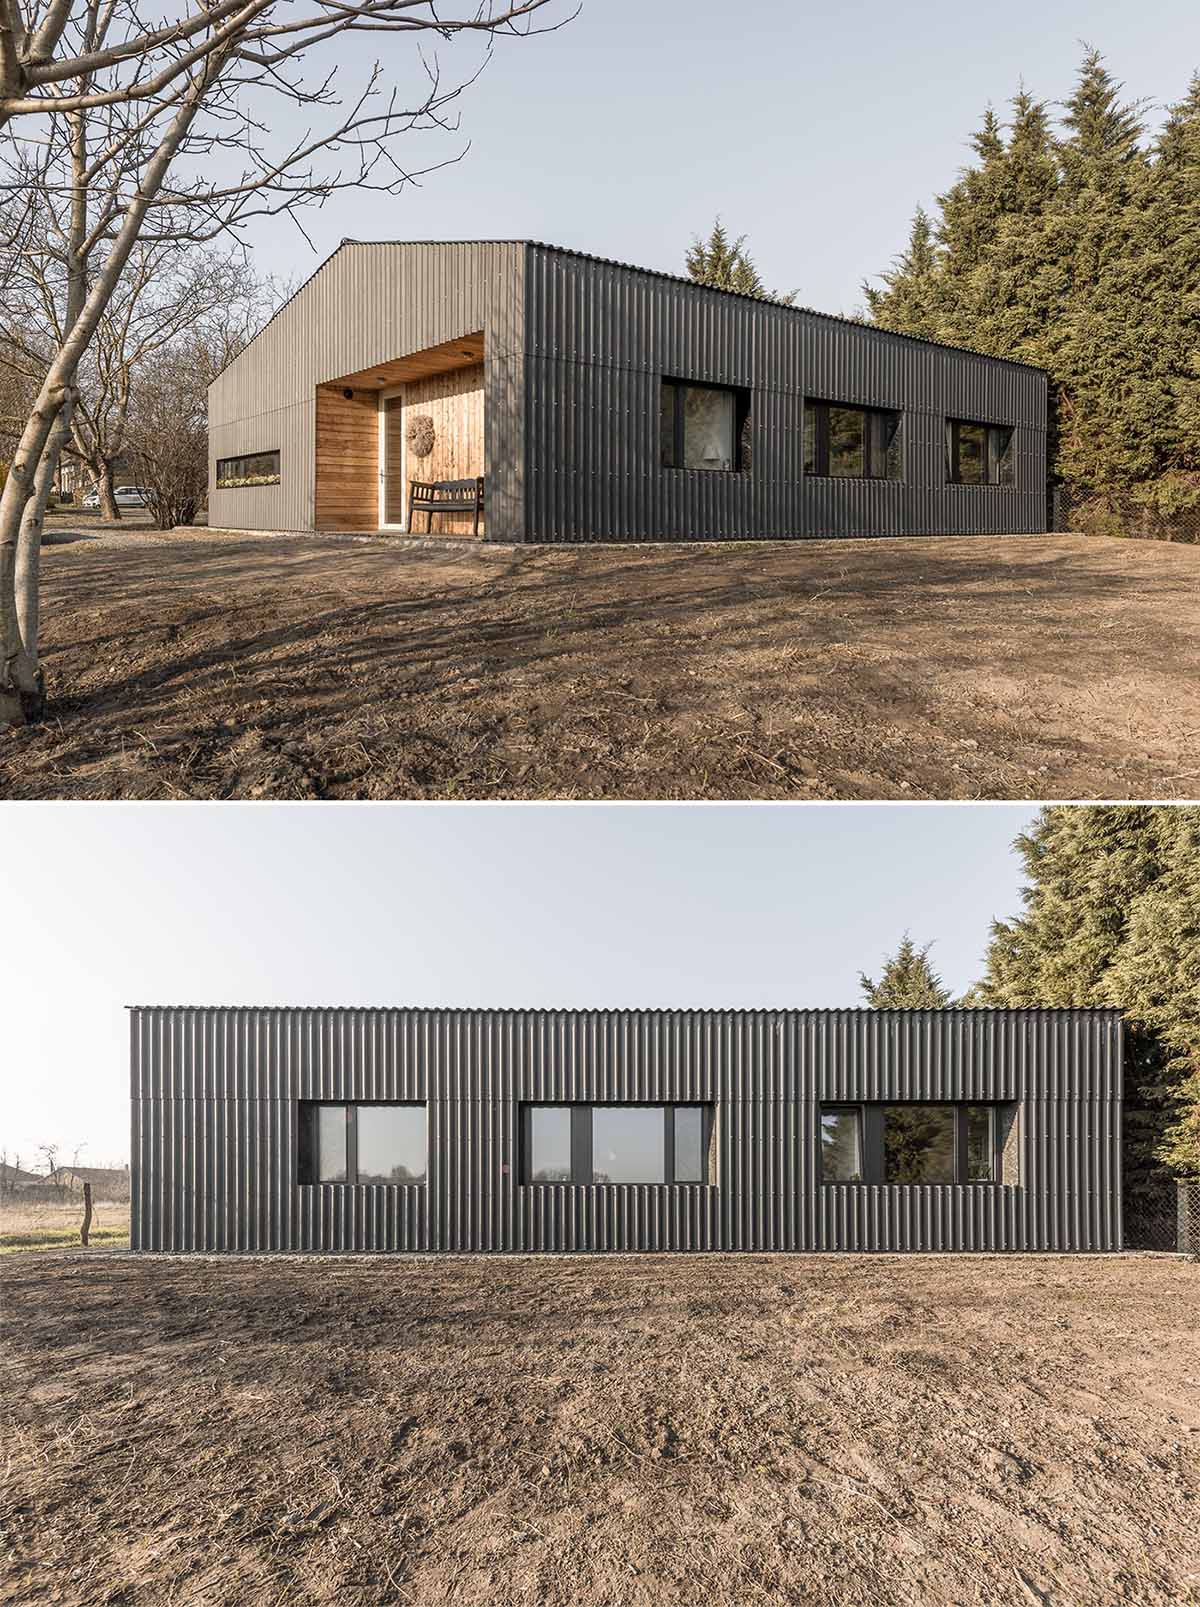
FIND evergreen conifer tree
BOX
[974,807,1200,1212]
[866,48,1200,526]
[685,219,794,302]
[863,207,942,339]
[860,935,956,1008]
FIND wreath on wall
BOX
[406,414,436,458]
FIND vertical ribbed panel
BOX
[523,245,1047,542]
[208,241,526,539]
[208,239,1048,547]
[129,1006,1121,1254]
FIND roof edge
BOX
[125,1003,1121,1016]
[211,237,1049,384]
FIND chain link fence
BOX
[1049,486,1200,543]
[1125,1183,1200,1253]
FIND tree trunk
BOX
[81,1181,93,1247]
[14,395,75,703]
[97,459,120,522]
[0,57,217,727]
[0,386,69,723]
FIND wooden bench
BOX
[407,476,484,535]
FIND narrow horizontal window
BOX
[216,449,280,489]
[804,400,902,481]
[521,1103,714,1185]
[947,420,1014,486]
[819,1102,1016,1185]
[660,379,751,473]
[298,1102,425,1185]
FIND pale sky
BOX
[1,803,1038,1166]
[231,0,1199,318]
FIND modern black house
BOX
[207,240,1048,543]
[130,1006,1121,1254]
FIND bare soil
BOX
[3,530,1199,800]
[2,1254,1198,1606]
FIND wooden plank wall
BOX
[314,385,379,530]
[402,363,485,536]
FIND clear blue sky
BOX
[242,0,1199,316]
[2,803,1038,1165]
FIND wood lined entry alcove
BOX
[315,332,485,535]
[395,363,485,536]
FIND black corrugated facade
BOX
[207,239,1048,542]
[130,1006,1121,1254]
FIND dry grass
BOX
[4,530,1200,800]
[1,1253,1198,1605]
[0,1196,130,1253]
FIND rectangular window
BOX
[820,1106,863,1182]
[965,1105,995,1183]
[819,1103,1016,1185]
[315,1105,348,1183]
[660,379,750,473]
[947,420,1015,486]
[803,400,902,481]
[356,1105,427,1184]
[883,1104,956,1184]
[298,1102,425,1185]
[528,1106,573,1182]
[673,1106,705,1183]
[592,1106,665,1184]
[522,1104,712,1185]
[215,449,281,489]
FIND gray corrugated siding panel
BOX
[208,242,525,534]
[523,245,1046,542]
[130,1007,1120,1253]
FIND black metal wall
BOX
[130,1006,1121,1254]
[207,238,1047,544]
[523,244,1048,542]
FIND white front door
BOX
[377,387,407,529]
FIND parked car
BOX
[78,484,149,510]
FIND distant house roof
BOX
[0,1163,43,1185]
[52,1165,130,1188]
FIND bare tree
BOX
[73,250,269,519]
[37,1142,59,1191]
[0,0,560,725]
[124,339,212,529]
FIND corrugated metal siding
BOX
[131,1006,1120,1254]
[524,245,1048,542]
[207,242,526,538]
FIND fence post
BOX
[81,1181,93,1247]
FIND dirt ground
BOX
[3,529,1199,800]
[1,1255,1197,1606]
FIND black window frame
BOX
[215,449,281,489]
[804,399,903,482]
[946,419,1015,486]
[660,377,752,475]
[297,1100,427,1186]
[818,1102,1010,1186]
[521,1103,715,1186]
